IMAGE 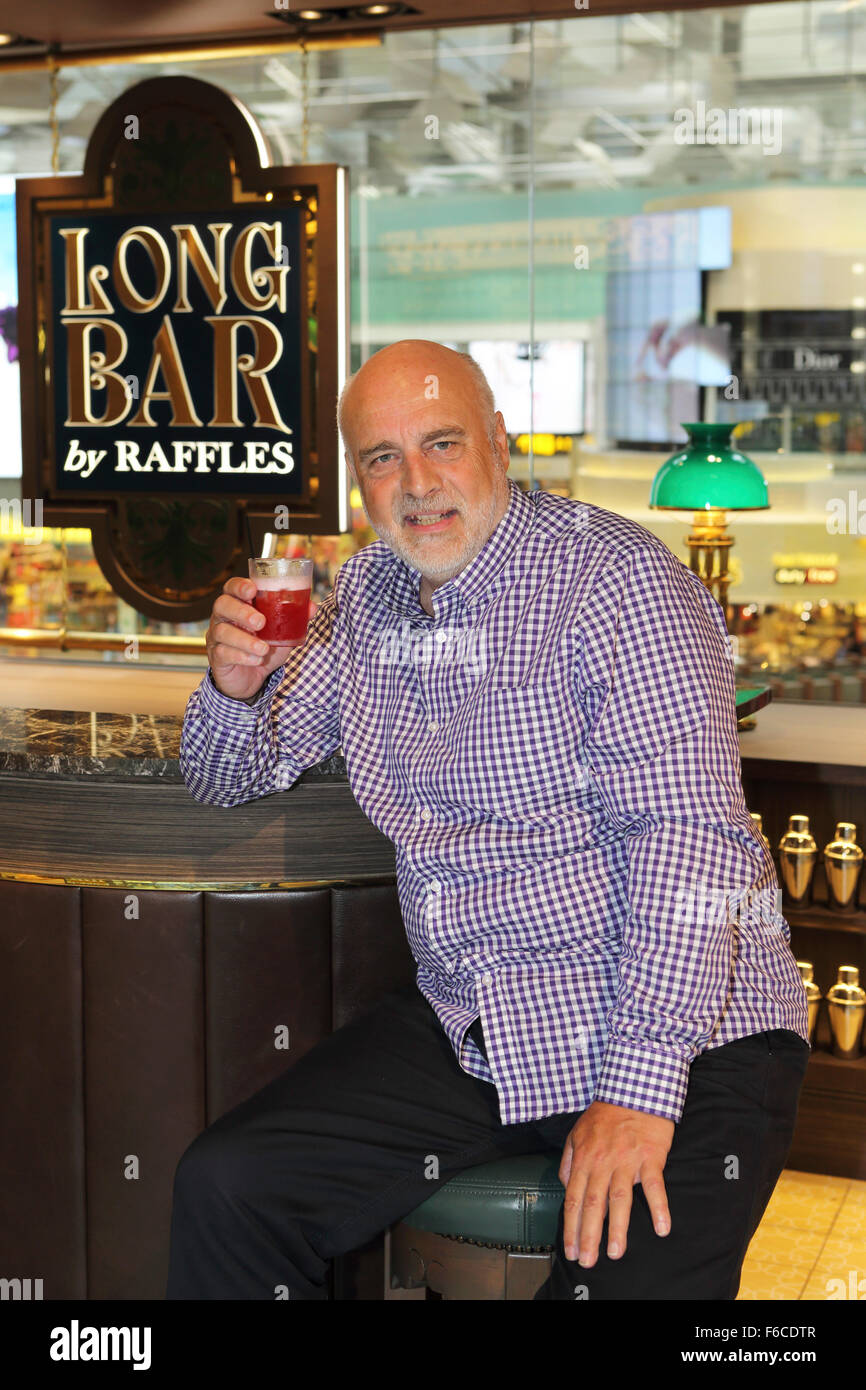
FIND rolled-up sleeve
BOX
[574,543,777,1123]
[180,585,342,807]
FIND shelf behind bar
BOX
[785,902,866,935]
[0,628,206,654]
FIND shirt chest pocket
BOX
[451,682,588,820]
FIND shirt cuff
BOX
[198,664,284,726]
[592,1037,691,1123]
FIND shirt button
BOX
[435,630,448,644]
[428,880,441,893]
[419,807,432,821]
[428,720,439,732]
[481,972,493,985]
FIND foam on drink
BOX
[251,576,311,592]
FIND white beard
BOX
[365,469,510,582]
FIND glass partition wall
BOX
[1,2,865,700]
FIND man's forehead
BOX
[353,388,471,433]
[357,364,464,402]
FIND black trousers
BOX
[165,982,809,1301]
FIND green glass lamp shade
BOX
[649,422,769,511]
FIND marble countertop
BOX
[0,695,860,781]
[0,706,346,781]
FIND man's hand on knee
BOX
[559,1100,675,1268]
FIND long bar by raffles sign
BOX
[56,214,300,487]
[17,76,349,620]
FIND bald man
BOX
[168,340,809,1301]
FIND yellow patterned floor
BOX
[737,1170,866,1300]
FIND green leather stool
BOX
[389,1152,564,1300]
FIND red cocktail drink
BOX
[252,577,310,645]
[248,558,314,647]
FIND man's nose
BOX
[400,446,443,498]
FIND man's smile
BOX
[403,508,459,532]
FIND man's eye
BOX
[368,441,455,466]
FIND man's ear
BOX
[493,411,510,471]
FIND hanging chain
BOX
[48,55,60,174]
[300,40,309,164]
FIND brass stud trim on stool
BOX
[435,1232,555,1253]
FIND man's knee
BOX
[172,1123,261,1208]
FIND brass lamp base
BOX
[686,509,733,615]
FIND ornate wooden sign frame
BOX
[16,75,350,621]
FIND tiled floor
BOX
[737,1169,866,1300]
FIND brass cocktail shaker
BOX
[796,961,821,1047]
[750,812,771,852]
[823,822,864,911]
[778,815,818,904]
[825,966,866,1060]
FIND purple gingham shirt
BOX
[180,477,809,1125]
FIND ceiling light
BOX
[0,34,17,46]
[270,2,416,23]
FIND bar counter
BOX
[0,698,409,1301]
[0,703,396,888]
